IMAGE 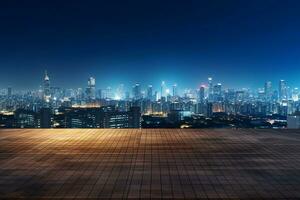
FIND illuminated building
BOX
[147,85,153,100]
[213,83,222,102]
[7,87,12,97]
[224,89,235,103]
[208,77,213,98]
[207,102,213,117]
[128,106,141,128]
[102,106,141,128]
[14,109,37,128]
[198,86,205,103]
[86,77,96,100]
[160,81,165,99]
[0,112,14,128]
[116,84,125,100]
[43,70,51,104]
[292,88,299,101]
[264,81,272,101]
[279,80,287,101]
[103,87,113,99]
[172,84,177,97]
[65,107,102,128]
[39,108,52,128]
[132,83,141,100]
[64,106,141,128]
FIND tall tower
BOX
[43,70,51,103]
[172,84,177,97]
[213,83,222,102]
[86,77,96,100]
[198,86,205,103]
[264,81,272,101]
[132,83,141,100]
[208,77,213,101]
[279,80,287,101]
[7,87,12,97]
[147,85,153,100]
[161,81,165,99]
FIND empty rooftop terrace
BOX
[0,129,300,199]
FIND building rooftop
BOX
[0,129,300,199]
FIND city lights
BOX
[0,71,299,129]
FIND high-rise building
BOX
[292,88,299,101]
[279,80,287,101]
[14,109,37,128]
[86,77,96,100]
[208,77,213,101]
[128,106,141,128]
[39,108,52,128]
[7,87,12,97]
[125,91,130,100]
[116,84,125,100]
[43,71,51,103]
[198,86,205,103]
[172,84,178,97]
[207,102,213,117]
[161,81,165,99]
[132,83,141,100]
[213,83,222,101]
[264,81,272,101]
[105,87,112,99]
[65,107,101,128]
[147,85,153,100]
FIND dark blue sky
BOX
[1,0,300,90]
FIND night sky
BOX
[1,0,300,90]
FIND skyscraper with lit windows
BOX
[7,87,12,97]
[172,84,178,97]
[213,83,222,102]
[198,86,205,103]
[43,70,51,103]
[264,81,272,101]
[161,81,165,99]
[208,77,213,101]
[86,77,96,100]
[147,85,153,100]
[279,80,287,101]
[133,83,141,100]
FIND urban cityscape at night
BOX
[1,71,300,129]
[1,0,300,199]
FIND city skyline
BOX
[1,0,300,89]
[1,70,299,98]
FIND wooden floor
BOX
[0,129,300,199]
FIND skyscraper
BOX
[43,70,51,103]
[161,81,165,99]
[129,106,141,128]
[264,81,272,101]
[116,84,125,100]
[147,85,153,100]
[292,88,299,102]
[39,108,52,128]
[213,83,222,102]
[279,80,287,101]
[7,87,12,97]
[133,83,141,100]
[86,77,96,100]
[172,84,178,97]
[198,86,205,103]
[208,77,213,101]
